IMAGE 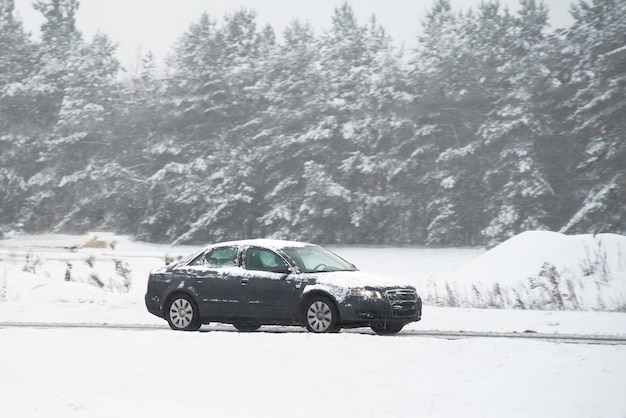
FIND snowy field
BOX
[1,232,626,417]
[2,326,625,418]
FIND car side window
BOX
[245,248,287,272]
[187,253,206,267]
[188,246,239,268]
[205,246,239,267]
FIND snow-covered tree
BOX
[286,3,414,243]
[22,2,124,233]
[141,9,276,243]
[558,0,626,235]
[479,0,556,246]
[0,0,37,233]
[294,161,353,242]
[254,20,324,239]
[1,0,624,245]
[408,1,490,245]
[0,0,37,87]
[26,0,81,123]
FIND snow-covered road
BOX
[2,321,625,345]
[2,325,625,418]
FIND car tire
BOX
[165,294,201,331]
[233,321,261,332]
[303,296,340,333]
[371,322,404,335]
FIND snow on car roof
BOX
[207,238,314,250]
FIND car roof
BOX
[208,238,315,251]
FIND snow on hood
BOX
[312,270,414,289]
[303,271,415,303]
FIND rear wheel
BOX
[303,296,340,333]
[371,322,404,335]
[165,294,201,331]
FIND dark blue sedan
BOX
[145,239,422,334]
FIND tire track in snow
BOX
[1,321,625,344]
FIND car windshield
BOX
[282,246,357,273]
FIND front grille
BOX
[386,289,419,317]
[386,289,417,303]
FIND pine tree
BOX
[558,0,626,235]
[337,16,414,243]
[255,20,324,240]
[286,2,413,243]
[408,1,489,245]
[295,161,353,242]
[142,9,276,243]
[0,0,38,125]
[22,1,124,233]
[479,0,556,246]
[0,0,37,86]
[28,0,81,123]
[0,0,38,233]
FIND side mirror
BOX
[271,265,291,274]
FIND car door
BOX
[238,246,303,320]
[179,245,240,317]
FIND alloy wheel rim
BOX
[170,298,193,328]
[307,301,332,332]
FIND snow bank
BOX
[0,232,192,305]
[447,231,625,284]
[1,269,112,304]
[429,231,626,311]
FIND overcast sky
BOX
[14,0,575,70]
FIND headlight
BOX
[349,288,383,299]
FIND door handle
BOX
[240,278,249,286]
[194,271,218,282]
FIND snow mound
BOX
[2,269,112,304]
[430,231,626,311]
[451,231,625,284]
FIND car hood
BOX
[310,270,414,290]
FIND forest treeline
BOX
[0,0,624,246]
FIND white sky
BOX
[14,0,575,70]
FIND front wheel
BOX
[371,322,404,335]
[303,296,340,333]
[165,294,201,331]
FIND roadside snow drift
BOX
[429,231,626,311]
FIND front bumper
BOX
[339,290,422,326]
